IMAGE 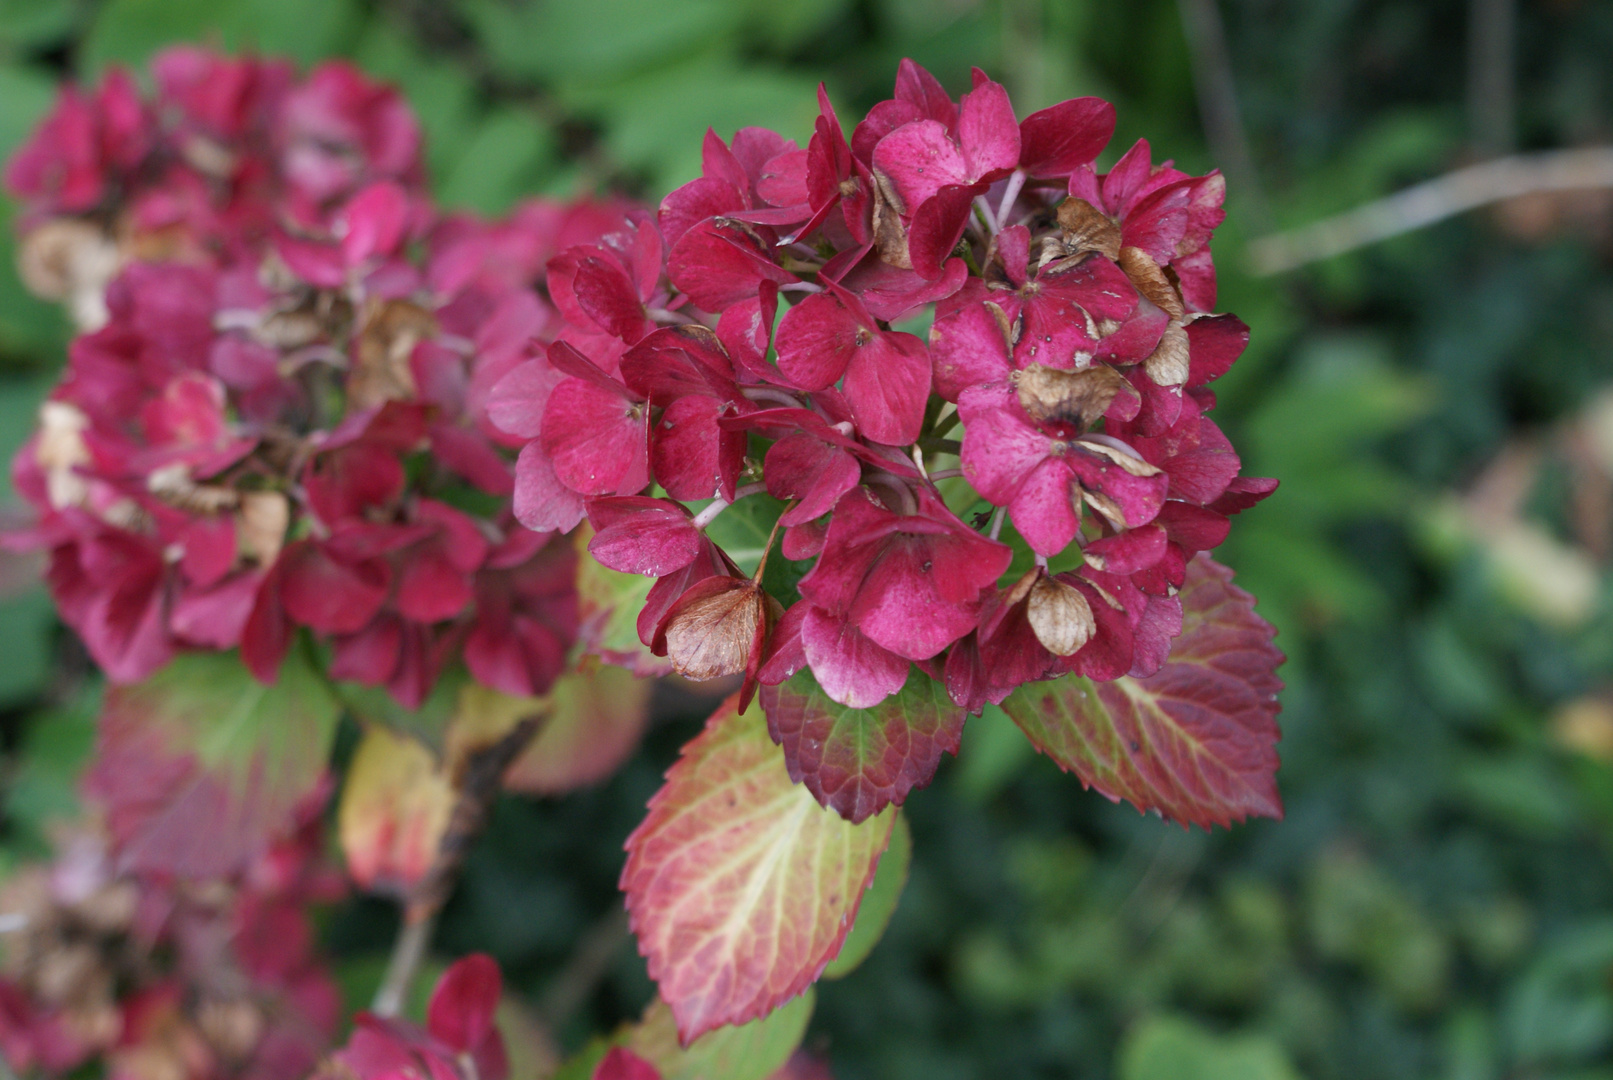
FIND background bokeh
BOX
[3,1,1613,1077]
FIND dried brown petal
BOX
[147,464,239,514]
[238,492,290,567]
[36,401,91,510]
[871,168,913,270]
[1143,320,1190,388]
[1117,245,1185,320]
[663,580,770,682]
[1003,566,1042,608]
[195,997,265,1063]
[1015,363,1128,430]
[1056,197,1122,261]
[349,299,434,410]
[19,219,120,330]
[1027,575,1096,656]
[1077,438,1163,477]
[33,943,100,1005]
[1083,489,1127,530]
[983,300,1016,348]
[71,881,138,935]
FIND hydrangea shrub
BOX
[1,50,1282,1075]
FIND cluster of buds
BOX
[0,818,342,1080]
[5,49,650,706]
[490,60,1274,714]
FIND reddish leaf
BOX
[500,664,654,795]
[428,953,502,1056]
[594,1048,662,1080]
[760,668,965,824]
[84,651,339,878]
[337,723,454,893]
[1000,554,1283,828]
[622,695,895,1043]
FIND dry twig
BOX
[1247,147,1613,275]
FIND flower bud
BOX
[1026,575,1096,656]
[659,577,774,682]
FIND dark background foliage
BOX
[3,1,1613,1077]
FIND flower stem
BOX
[740,386,803,410]
[372,904,436,1018]
[974,195,1001,236]
[989,506,1006,540]
[368,712,549,1017]
[752,502,792,584]
[997,170,1027,228]
[692,482,768,530]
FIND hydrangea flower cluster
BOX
[0,814,341,1080]
[5,49,650,707]
[490,60,1275,716]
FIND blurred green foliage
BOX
[4,1,1613,1078]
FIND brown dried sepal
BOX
[655,576,779,684]
[1144,319,1191,388]
[1026,575,1096,657]
[1056,197,1122,261]
[1014,363,1128,430]
[870,168,913,270]
[1079,438,1164,477]
[36,400,92,511]
[237,491,290,566]
[1117,246,1185,321]
[19,219,122,331]
[349,299,435,410]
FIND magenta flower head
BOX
[3,49,639,709]
[489,57,1280,828]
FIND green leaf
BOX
[575,528,671,677]
[436,107,556,216]
[84,649,340,878]
[336,664,466,751]
[572,57,819,193]
[4,691,98,852]
[0,0,77,50]
[704,493,803,599]
[625,991,816,1080]
[822,812,911,979]
[740,0,851,49]
[1119,1014,1304,1080]
[952,701,1037,804]
[463,0,731,84]
[80,0,360,74]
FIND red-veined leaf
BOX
[1001,554,1283,828]
[622,694,892,1043]
[84,650,339,878]
[760,668,966,824]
